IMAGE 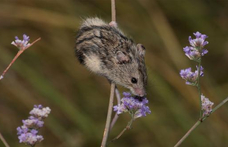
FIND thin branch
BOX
[112,118,134,142]
[111,0,116,22]
[0,132,10,147]
[212,97,228,113]
[101,82,115,147]
[110,114,119,130]
[115,87,121,104]
[110,87,121,130]
[0,37,41,80]
[197,60,202,118]
[100,1,117,146]
[174,97,228,147]
[174,120,200,147]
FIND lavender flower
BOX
[113,92,151,119]
[201,95,214,117]
[17,105,51,146]
[183,31,209,61]
[11,34,31,50]
[180,66,203,86]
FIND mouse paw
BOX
[109,21,118,27]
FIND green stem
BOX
[174,97,228,147]
[197,59,202,118]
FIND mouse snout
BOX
[133,88,146,97]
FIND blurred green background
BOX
[0,0,228,147]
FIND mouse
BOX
[75,17,147,97]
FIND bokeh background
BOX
[0,0,228,147]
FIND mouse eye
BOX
[131,77,137,84]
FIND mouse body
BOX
[75,18,147,97]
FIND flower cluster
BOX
[180,31,214,118]
[17,105,51,146]
[201,95,214,117]
[11,34,31,50]
[180,66,204,86]
[113,92,151,119]
[183,32,209,61]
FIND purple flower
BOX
[183,46,201,61]
[30,105,51,118]
[17,104,51,146]
[180,66,203,86]
[184,31,209,61]
[22,117,44,128]
[201,95,214,117]
[189,31,209,48]
[113,92,151,119]
[11,34,31,50]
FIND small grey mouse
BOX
[75,18,147,97]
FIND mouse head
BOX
[108,43,147,97]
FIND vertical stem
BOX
[115,87,121,104]
[111,0,116,22]
[0,132,10,147]
[101,82,115,147]
[101,1,117,146]
[110,87,121,130]
[197,59,202,118]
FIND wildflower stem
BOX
[101,1,117,146]
[0,50,23,79]
[212,97,228,113]
[101,82,115,147]
[0,37,41,80]
[111,0,116,22]
[0,132,10,147]
[197,59,202,118]
[112,118,134,141]
[110,87,121,130]
[174,97,228,147]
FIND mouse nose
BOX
[134,88,146,97]
[134,96,145,101]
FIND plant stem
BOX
[112,118,134,141]
[174,120,200,147]
[0,37,41,80]
[197,59,202,118]
[111,0,116,22]
[101,1,117,146]
[174,97,228,147]
[101,82,115,147]
[0,132,10,147]
[110,87,121,130]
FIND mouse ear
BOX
[136,44,146,57]
[116,51,130,64]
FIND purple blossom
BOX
[17,105,51,146]
[184,31,209,61]
[30,105,51,118]
[180,66,203,86]
[11,34,31,50]
[201,95,214,117]
[113,92,151,119]
[189,31,209,48]
[183,46,201,61]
